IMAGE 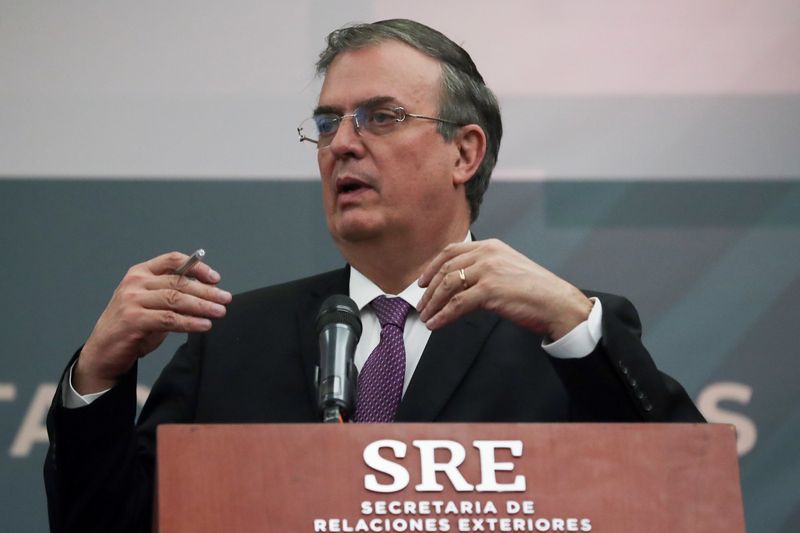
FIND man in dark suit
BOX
[45,19,703,532]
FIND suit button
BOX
[628,377,638,387]
[642,401,653,412]
[636,390,646,399]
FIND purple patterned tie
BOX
[354,296,412,422]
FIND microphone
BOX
[316,294,362,423]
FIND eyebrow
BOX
[313,95,400,116]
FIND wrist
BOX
[73,348,123,394]
[546,291,593,341]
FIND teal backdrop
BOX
[2,179,799,531]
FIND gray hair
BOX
[316,19,502,223]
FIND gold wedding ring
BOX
[458,268,468,290]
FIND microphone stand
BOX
[322,406,345,424]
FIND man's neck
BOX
[339,226,469,295]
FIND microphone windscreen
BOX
[316,294,362,337]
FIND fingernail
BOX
[211,303,226,316]
[216,288,232,302]
[209,269,221,282]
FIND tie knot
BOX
[371,296,412,329]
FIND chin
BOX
[328,214,386,244]
[333,225,383,244]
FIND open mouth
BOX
[336,177,371,195]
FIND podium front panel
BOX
[156,423,744,532]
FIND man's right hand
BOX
[73,252,232,395]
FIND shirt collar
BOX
[348,232,471,310]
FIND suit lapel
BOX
[395,310,500,422]
[296,267,350,415]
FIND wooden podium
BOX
[155,423,745,532]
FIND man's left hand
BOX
[417,239,593,340]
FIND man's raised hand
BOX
[417,239,592,340]
[73,251,232,394]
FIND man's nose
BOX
[327,115,364,157]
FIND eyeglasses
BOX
[297,104,463,149]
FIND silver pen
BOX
[174,249,206,276]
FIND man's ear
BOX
[452,124,487,186]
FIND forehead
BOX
[318,40,443,111]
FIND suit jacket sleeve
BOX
[550,292,705,422]
[44,336,204,533]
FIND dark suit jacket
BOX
[44,267,704,532]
